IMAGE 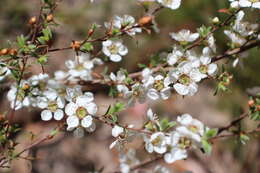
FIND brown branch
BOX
[186,9,240,50]
[217,112,249,135]
[210,128,260,141]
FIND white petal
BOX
[112,125,124,137]
[66,116,79,128]
[147,88,160,100]
[41,110,53,121]
[81,115,93,128]
[239,0,252,7]
[118,45,128,56]
[54,109,64,120]
[86,102,98,115]
[110,54,122,62]
[174,83,189,95]
[76,93,94,106]
[65,102,78,116]
[160,88,171,100]
[164,148,187,164]
[207,63,218,76]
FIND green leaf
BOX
[42,28,52,40]
[80,42,94,52]
[37,55,48,65]
[202,139,212,154]
[107,102,125,115]
[205,128,218,138]
[17,35,26,48]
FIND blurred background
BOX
[0,0,260,172]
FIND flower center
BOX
[178,137,191,149]
[108,44,119,54]
[38,81,47,91]
[179,74,191,85]
[76,107,88,119]
[48,101,58,112]
[76,64,85,71]
[250,0,258,3]
[188,125,198,133]
[17,90,25,101]
[178,56,187,63]
[153,80,164,91]
[199,65,208,74]
[163,0,173,5]
[151,136,163,146]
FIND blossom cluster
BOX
[7,72,97,136]
[144,109,207,164]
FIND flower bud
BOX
[138,16,153,26]
[71,41,81,51]
[212,17,220,24]
[29,16,37,25]
[9,49,17,56]
[47,14,54,22]
[88,28,94,37]
[257,105,260,111]
[0,48,9,55]
[248,100,255,107]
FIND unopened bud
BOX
[138,16,153,26]
[47,14,54,22]
[0,48,9,55]
[9,49,17,56]
[248,100,255,107]
[88,28,94,37]
[71,41,81,51]
[212,17,220,24]
[29,16,37,25]
[22,83,30,90]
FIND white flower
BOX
[65,92,97,131]
[65,85,83,102]
[167,45,184,66]
[125,83,147,106]
[112,125,124,137]
[157,0,182,10]
[7,81,31,110]
[110,71,126,83]
[105,15,141,36]
[176,114,204,143]
[239,0,260,9]
[170,29,199,44]
[164,147,187,163]
[224,30,246,46]
[38,89,65,121]
[0,63,10,81]
[65,53,103,82]
[142,71,173,100]
[207,34,216,53]
[191,47,218,80]
[29,73,49,86]
[170,62,198,96]
[145,132,168,154]
[163,131,188,163]
[233,11,258,37]
[102,40,128,62]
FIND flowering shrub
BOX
[0,0,260,172]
